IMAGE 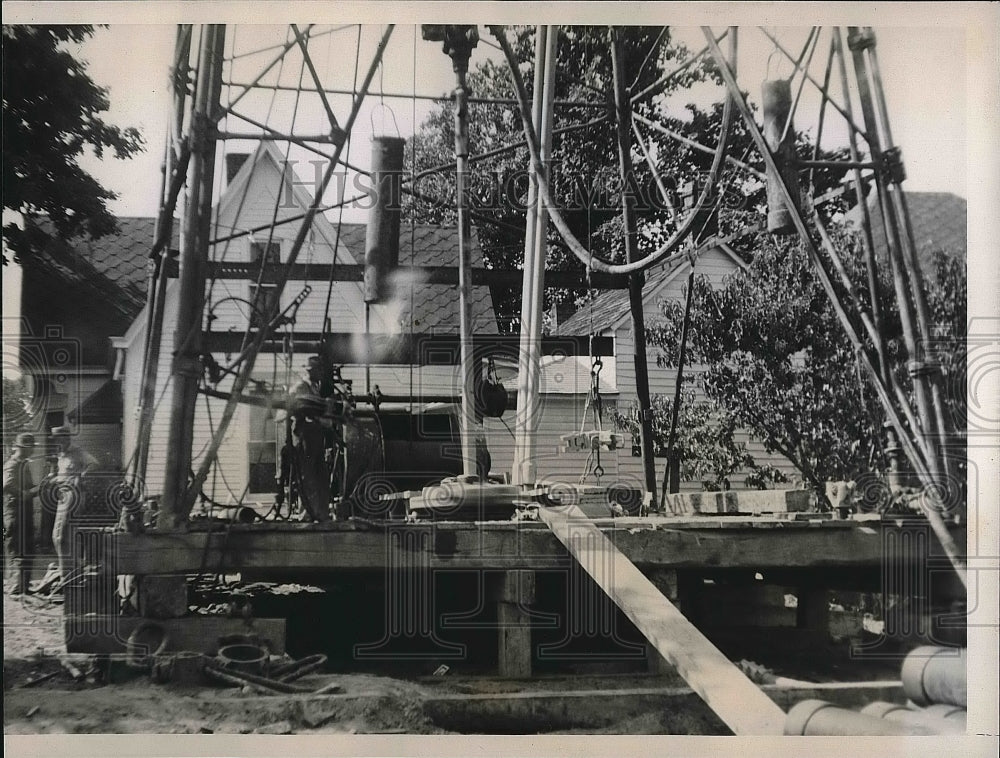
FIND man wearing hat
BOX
[287,356,333,522]
[45,426,98,586]
[3,433,41,595]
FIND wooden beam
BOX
[202,332,615,361]
[88,517,956,576]
[537,503,787,735]
[205,261,629,289]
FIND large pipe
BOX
[861,701,965,735]
[785,699,918,736]
[364,136,405,304]
[900,645,967,707]
[761,78,801,235]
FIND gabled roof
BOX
[555,244,746,337]
[218,142,497,334]
[19,217,178,366]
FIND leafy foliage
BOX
[2,25,144,263]
[647,221,967,500]
[405,26,717,331]
[613,388,788,491]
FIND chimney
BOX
[225,152,251,187]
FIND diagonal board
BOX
[537,503,786,735]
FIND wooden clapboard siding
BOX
[558,246,801,493]
[125,141,499,502]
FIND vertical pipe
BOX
[848,27,942,482]
[611,27,658,502]
[512,26,556,486]
[865,30,954,469]
[160,24,226,529]
[454,71,477,476]
[832,27,903,487]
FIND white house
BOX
[117,142,610,505]
[554,242,799,493]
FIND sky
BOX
[65,22,969,222]
[2,4,997,369]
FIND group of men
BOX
[3,426,97,597]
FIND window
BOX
[248,403,280,494]
[250,241,281,288]
[250,241,280,264]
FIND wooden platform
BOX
[81,514,962,575]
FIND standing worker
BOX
[3,433,40,596]
[289,356,333,522]
[46,426,98,588]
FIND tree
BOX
[406,26,718,331]
[647,222,967,503]
[2,25,144,264]
[613,388,788,491]
[406,26,851,333]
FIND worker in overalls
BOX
[3,433,40,595]
[288,356,333,522]
[47,426,98,587]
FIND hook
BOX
[370,101,401,138]
[766,43,782,81]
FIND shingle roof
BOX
[555,253,691,337]
[24,216,167,324]
[557,192,967,338]
[326,221,498,334]
[857,191,967,270]
[19,217,172,366]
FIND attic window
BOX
[251,241,281,264]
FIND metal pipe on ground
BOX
[785,699,920,736]
[900,645,966,707]
[861,700,965,735]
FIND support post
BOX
[611,28,657,502]
[160,24,226,529]
[494,570,535,678]
[512,26,557,486]
[135,26,192,484]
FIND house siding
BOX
[573,247,800,493]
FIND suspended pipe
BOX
[364,135,406,304]
[758,26,870,143]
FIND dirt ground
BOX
[2,588,451,735]
[4,589,706,735]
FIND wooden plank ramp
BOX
[537,503,787,735]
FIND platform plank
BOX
[86,516,961,575]
[538,503,787,735]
